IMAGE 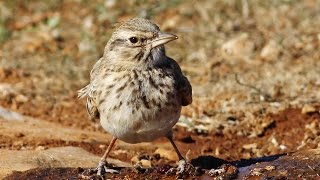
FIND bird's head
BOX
[104,18,178,68]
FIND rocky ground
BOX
[0,0,320,179]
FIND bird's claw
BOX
[97,159,120,175]
[82,159,119,177]
[177,159,188,174]
[208,167,225,176]
[166,159,194,175]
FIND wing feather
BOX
[167,58,192,106]
[78,58,104,121]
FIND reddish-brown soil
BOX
[1,67,320,180]
[1,82,319,179]
[4,167,207,180]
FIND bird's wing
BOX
[78,83,100,121]
[168,58,192,106]
[177,73,192,106]
[78,58,104,120]
[80,84,100,121]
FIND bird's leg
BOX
[167,131,185,161]
[166,130,194,175]
[96,136,118,175]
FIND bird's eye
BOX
[129,37,138,43]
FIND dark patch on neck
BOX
[147,52,154,63]
[109,39,126,51]
[150,46,171,68]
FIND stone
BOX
[140,159,152,168]
[0,107,24,121]
[301,104,317,114]
[237,149,320,179]
[0,83,16,99]
[0,146,130,179]
[154,148,178,161]
[260,40,280,61]
[15,94,28,103]
[221,33,254,61]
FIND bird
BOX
[78,18,193,176]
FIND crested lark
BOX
[78,18,192,175]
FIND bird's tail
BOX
[77,85,89,99]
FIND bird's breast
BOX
[97,69,181,143]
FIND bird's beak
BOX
[150,32,178,48]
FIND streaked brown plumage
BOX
[78,18,192,175]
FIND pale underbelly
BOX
[97,69,181,143]
[99,106,181,144]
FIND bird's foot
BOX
[97,159,120,175]
[82,159,119,178]
[208,164,238,178]
[208,167,225,176]
[166,159,195,175]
